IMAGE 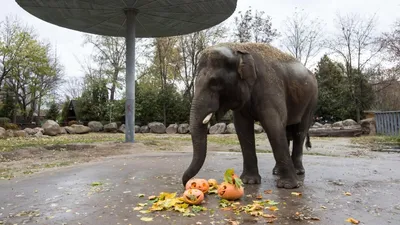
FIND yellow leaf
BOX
[66,209,71,213]
[140,210,151,214]
[140,217,153,222]
[148,195,157,200]
[267,206,279,212]
[291,192,302,196]
[133,207,143,211]
[321,206,327,209]
[262,214,276,218]
[264,190,272,194]
[346,218,360,224]
[344,192,352,196]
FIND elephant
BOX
[182,42,318,189]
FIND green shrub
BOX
[0,117,11,127]
[3,123,20,130]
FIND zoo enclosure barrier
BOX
[375,111,400,136]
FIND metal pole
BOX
[125,10,137,143]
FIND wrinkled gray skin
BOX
[182,43,318,189]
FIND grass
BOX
[351,135,400,145]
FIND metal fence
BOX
[375,111,400,136]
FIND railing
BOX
[375,111,400,136]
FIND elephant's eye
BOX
[209,77,223,91]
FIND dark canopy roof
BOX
[16,0,237,37]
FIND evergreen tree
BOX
[46,102,59,121]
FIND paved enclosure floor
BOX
[1,147,400,225]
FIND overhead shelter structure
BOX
[16,0,238,142]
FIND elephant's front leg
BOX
[260,114,301,189]
[233,110,261,184]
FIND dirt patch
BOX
[0,142,152,179]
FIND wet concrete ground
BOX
[1,149,400,225]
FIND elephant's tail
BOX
[305,133,312,150]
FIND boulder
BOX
[178,124,190,134]
[24,128,36,135]
[140,125,150,133]
[6,129,14,138]
[60,127,67,134]
[88,121,103,132]
[313,122,323,128]
[104,122,118,133]
[343,119,358,127]
[360,118,376,135]
[42,120,61,136]
[118,124,125,133]
[332,121,344,128]
[254,124,263,133]
[14,130,28,137]
[135,125,141,133]
[322,123,332,129]
[64,126,76,134]
[166,124,178,134]
[34,127,44,134]
[148,122,166,134]
[209,123,226,134]
[226,123,236,134]
[0,127,6,139]
[34,131,44,138]
[71,124,91,134]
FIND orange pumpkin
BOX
[217,182,244,200]
[182,188,204,205]
[185,178,210,193]
[207,179,218,188]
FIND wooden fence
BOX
[375,111,400,136]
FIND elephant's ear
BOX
[237,50,257,87]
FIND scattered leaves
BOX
[264,190,272,194]
[346,218,360,224]
[136,193,145,197]
[140,217,153,222]
[91,181,102,187]
[267,206,279,212]
[344,192,352,196]
[291,192,302,196]
[192,205,207,213]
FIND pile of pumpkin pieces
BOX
[134,169,279,222]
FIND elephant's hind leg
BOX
[291,113,314,175]
[260,112,301,189]
[272,125,293,175]
[291,129,306,175]
[233,110,261,184]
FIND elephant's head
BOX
[182,45,258,186]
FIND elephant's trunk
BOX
[182,98,211,186]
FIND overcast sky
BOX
[2,0,400,79]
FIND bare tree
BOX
[380,19,400,61]
[178,24,227,100]
[328,13,384,122]
[82,35,126,101]
[281,9,325,67]
[60,76,84,99]
[233,7,278,43]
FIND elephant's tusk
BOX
[202,113,213,124]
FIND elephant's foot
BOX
[240,171,261,184]
[272,165,280,175]
[293,160,305,175]
[276,176,301,189]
